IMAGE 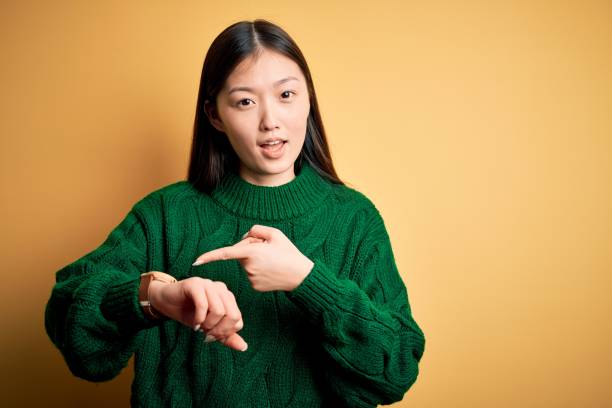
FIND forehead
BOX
[223,49,304,88]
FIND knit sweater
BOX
[44,162,425,407]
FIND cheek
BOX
[286,103,310,133]
[223,114,254,144]
[223,111,248,132]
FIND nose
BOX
[259,98,280,132]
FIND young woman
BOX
[45,19,426,407]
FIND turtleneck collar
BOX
[210,162,333,221]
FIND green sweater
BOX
[45,162,425,407]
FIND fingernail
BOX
[241,343,248,352]
[192,259,203,266]
[193,324,200,331]
[241,231,248,239]
[204,334,217,343]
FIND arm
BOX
[285,207,426,407]
[44,198,160,382]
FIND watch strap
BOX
[138,271,177,320]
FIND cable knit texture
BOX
[45,162,426,407]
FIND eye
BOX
[281,90,296,100]
[236,98,254,107]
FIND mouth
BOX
[258,139,287,147]
[259,140,288,158]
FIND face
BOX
[205,48,311,186]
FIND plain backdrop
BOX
[1,0,611,406]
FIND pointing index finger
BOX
[192,243,249,266]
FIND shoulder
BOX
[323,183,393,267]
[325,182,386,234]
[328,181,381,217]
[130,180,202,214]
[146,180,198,200]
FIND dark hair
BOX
[187,19,344,194]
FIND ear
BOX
[204,99,225,133]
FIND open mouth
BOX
[259,140,287,149]
[259,140,287,158]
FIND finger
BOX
[207,288,242,339]
[235,319,244,331]
[211,318,243,332]
[208,316,244,340]
[187,285,209,331]
[243,224,277,241]
[236,236,265,246]
[219,332,248,352]
[192,244,249,266]
[240,232,267,242]
[201,285,225,332]
[206,284,241,337]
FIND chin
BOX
[261,160,294,174]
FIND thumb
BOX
[220,332,249,352]
[243,224,276,241]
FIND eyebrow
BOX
[227,76,299,95]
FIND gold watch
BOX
[138,271,177,320]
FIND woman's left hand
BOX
[192,225,314,292]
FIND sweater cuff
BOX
[285,259,344,324]
[101,275,159,332]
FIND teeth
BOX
[263,140,282,146]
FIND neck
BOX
[238,163,296,187]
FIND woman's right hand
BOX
[147,276,247,352]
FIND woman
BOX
[45,19,426,407]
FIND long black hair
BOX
[187,19,344,194]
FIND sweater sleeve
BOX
[44,197,161,382]
[285,207,426,407]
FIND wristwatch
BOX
[138,271,177,320]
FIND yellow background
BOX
[1,0,611,406]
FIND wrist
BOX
[148,280,166,312]
[138,271,176,320]
[289,258,314,291]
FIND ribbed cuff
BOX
[285,260,344,324]
[101,275,159,332]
